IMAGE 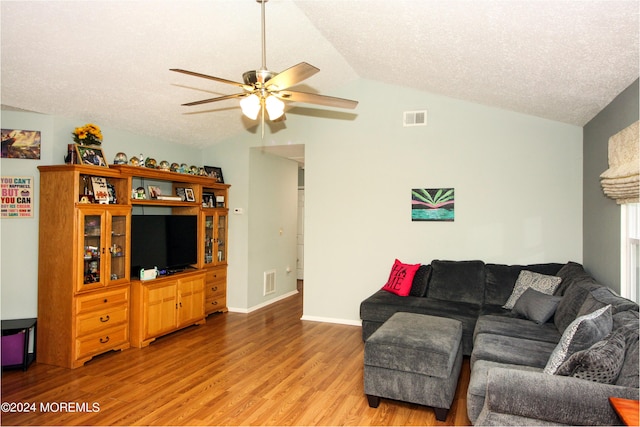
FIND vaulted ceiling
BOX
[2,1,638,148]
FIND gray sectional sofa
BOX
[359,260,640,425]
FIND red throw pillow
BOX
[382,259,421,296]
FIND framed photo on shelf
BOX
[204,166,224,183]
[75,145,107,167]
[175,187,186,201]
[91,177,110,204]
[147,185,161,199]
[184,188,195,202]
[106,182,117,203]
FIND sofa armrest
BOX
[481,367,639,426]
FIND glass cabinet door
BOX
[204,214,215,266]
[216,213,227,264]
[80,211,104,291]
[107,211,129,283]
[201,211,227,267]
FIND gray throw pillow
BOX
[512,288,562,324]
[556,329,626,384]
[503,270,562,310]
[544,305,613,375]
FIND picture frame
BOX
[175,187,186,201]
[1,129,41,159]
[184,188,195,202]
[91,177,110,204]
[106,182,117,203]
[75,145,107,167]
[147,185,161,199]
[411,188,455,222]
[204,166,224,183]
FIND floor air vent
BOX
[264,270,276,295]
[403,110,427,127]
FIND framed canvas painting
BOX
[411,188,455,221]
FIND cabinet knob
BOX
[99,336,110,344]
[100,315,110,323]
[212,301,218,305]
[211,286,218,291]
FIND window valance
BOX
[600,120,639,204]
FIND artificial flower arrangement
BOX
[72,123,103,146]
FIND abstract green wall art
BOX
[411,188,455,221]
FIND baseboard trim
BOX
[300,315,362,327]
[228,290,299,314]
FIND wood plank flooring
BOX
[1,291,472,426]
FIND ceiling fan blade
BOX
[276,90,358,109]
[272,113,287,123]
[182,93,247,107]
[171,69,253,91]
[264,62,319,90]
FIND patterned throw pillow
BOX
[544,305,613,375]
[381,259,421,297]
[503,270,562,309]
[556,329,626,384]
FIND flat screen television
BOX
[130,215,198,277]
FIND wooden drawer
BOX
[206,267,226,285]
[75,324,128,360]
[205,296,227,312]
[76,288,129,314]
[206,282,226,299]
[76,305,128,337]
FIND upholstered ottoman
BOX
[364,312,463,421]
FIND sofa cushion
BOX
[409,264,431,297]
[467,360,541,423]
[554,261,594,296]
[614,310,640,388]
[577,287,639,316]
[554,264,603,332]
[512,288,562,324]
[556,328,626,384]
[470,333,557,368]
[474,314,562,344]
[427,260,485,304]
[544,305,613,375]
[381,259,421,296]
[484,263,563,306]
[503,270,562,310]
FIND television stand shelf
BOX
[130,270,206,348]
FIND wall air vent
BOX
[403,110,427,127]
[264,270,276,295]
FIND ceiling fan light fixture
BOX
[240,94,261,120]
[171,0,357,129]
[265,95,285,120]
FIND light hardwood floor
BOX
[1,291,472,426]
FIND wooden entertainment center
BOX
[37,164,230,368]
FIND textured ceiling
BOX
[1,0,638,148]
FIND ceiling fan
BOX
[171,0,358,132]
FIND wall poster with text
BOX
[1,176,34,218]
